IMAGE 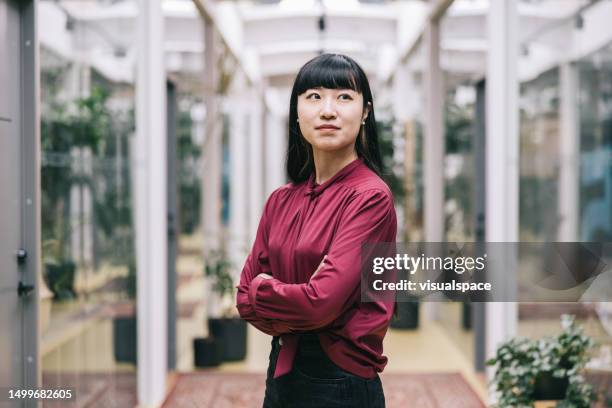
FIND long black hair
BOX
[286,53,383,183]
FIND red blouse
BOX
[235,158,397,379]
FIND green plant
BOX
[124,259,137,299]
[204,251,235,316]
[376,118,405,204]
[41,86,111,261]
[42,216,77,300]
[486,315,596,407]
[42,85,136,269]
[177,105,201,234]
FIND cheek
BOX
[342,108,365,135]
[297,106,316,131]
[341,124,361,145]
[344,103,364,121]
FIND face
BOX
[297,87,369,154]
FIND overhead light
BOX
[521,44,529,57]
[575,13,584,30]
[318,14,326,32]
[65,16,75,31]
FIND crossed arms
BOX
[235,189,396,336]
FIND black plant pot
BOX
[193,337,224,367]
[113,316,137,365]
[44,261,76,300]
[532,371,569,401]
[208,318,247,361]
[390,300,420,330]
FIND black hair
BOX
[286,53,382,183]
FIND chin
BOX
[312,140,352,152]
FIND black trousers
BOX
[263,334,385,408]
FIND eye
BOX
[338,93,353,101]
[306,92,320,100]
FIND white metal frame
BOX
[136,0,168,405]
[485,0,519,395]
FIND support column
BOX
[228,74,249,276]
[558,62,579,242]
[485,0,519,394]
[248,85,265,242]
[135,0,167,405]
[423,21,444,243]
[394,63,420,242]
[201,20,223,253]
[264,91,287,196]
[423,19,444,321]
[67,63,94,276]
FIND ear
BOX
[362,101,372,122]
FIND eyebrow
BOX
[306,87,357,92]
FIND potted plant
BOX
[194,250,246,366]
[389,256,419,330]
[112,260,137,365]
[486,314,597,407]
[41,87,111,300]
[38,271,55,333]
[390,296,420,330]
[42,236,76,301]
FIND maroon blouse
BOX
[235,158,397,379]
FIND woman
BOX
[236,53,397,408]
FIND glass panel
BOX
[516,2,612,397]
[437,0,487,367]
[175,94,206,371]
[40,1,138,404]
[402,55,425,243]
[444,79,476,243]
[576,46,612,242]
[519,67,560,241]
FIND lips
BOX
[316,125,340,130]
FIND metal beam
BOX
[558,62,579,241]
[485,0,519,397]
[20,0,41,392]
[191,0,255,84]
[390,0,454,83]
[423,21,444,243]
[201,19,223,253]
[135,0,168,405]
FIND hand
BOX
[310,255,328,281]
[257,273,273,280]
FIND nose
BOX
[320,97,337,119]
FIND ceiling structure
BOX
[40,0,603,94]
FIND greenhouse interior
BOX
[0,0,611,406]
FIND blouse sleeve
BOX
[235,191,289,336]
[248,189,397,331]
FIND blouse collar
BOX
[305,157,363,199]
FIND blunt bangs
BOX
[294,54,363,96]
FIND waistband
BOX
[272,333,321,347]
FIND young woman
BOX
[236,53,397,408]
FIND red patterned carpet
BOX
[41,372,137,407]
[163,372,486,408]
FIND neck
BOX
[312,147,358,185]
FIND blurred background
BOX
[1,0,611,406]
